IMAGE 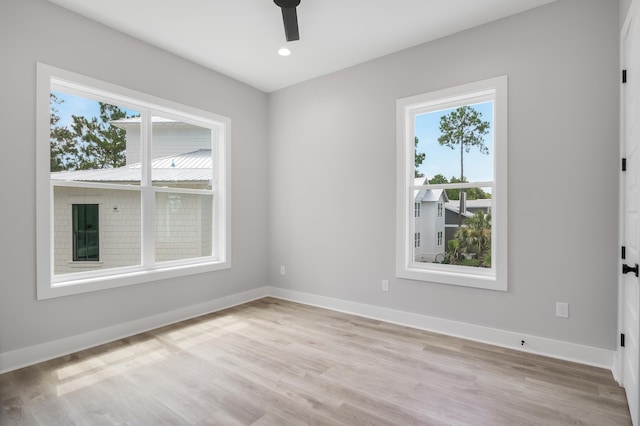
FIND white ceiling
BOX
[49,0,557,93]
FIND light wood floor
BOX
[0,297,632,425]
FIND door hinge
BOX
[623,158,627,171]
[623,69,627,84]
[621,333,626,347]
[623,263,639,277]
[622,246,626,260]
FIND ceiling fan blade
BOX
[281,7,299,41]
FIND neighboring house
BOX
[444,197,492,250]
[50,117,213,275]
[413,177,447,263]
[414,180,493,262]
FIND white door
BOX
[622,2,640,425]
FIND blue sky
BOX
[51,90,140,128]
[414,101,493,182]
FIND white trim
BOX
[396,76,508,291]
[615,0,640,388]
[613,350,623,385]
[268,287,614,370]
[0,287,268,374]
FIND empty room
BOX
[1,0,638,424]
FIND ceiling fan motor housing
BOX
[274,0,300,8]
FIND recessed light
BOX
[278,47,291,56]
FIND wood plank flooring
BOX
[0,297,632,425]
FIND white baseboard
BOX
[0,287,269,374]
[612,349,623,385]
[0,285,615,374]
[267,287,615,370]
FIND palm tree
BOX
[444,239,459,264]
[454,211,491,265]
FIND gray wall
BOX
[269,0,620,349]
[621,0,633,27]
[0,0,269,353]
[0,0,621,359]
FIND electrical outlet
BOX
[556,302,569,318]
[382,280,390,292]
[280,265,286,276]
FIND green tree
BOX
[50,96,131,171]
[415,136,425,178]
[71,103,128,170]
[429,174,455,199]
[429,174,491,200]
[438,106,490,225]
[444,239,459,264]
[449,176,491,200]
[454,211,491,266]
[428,173,448,185]
[50,94,79,171]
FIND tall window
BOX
[37,64,231,300]
[414,202,421,217]
[72,204,99,261]
[414,233,421,248]
[396,76,507,290]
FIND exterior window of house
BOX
[72,204,99,261]
[414,202,421,217]
[36,63,231,300]
[414,232,421,248]
[396,76,507,291]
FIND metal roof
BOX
[111,116,176,124]
[416,188,446,203]
[110,116,202,131]
[50,149,212,183]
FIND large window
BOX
[37,64,231,299]
[396,76,507,290]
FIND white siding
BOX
[124,123,212,165]
[414,194,446,263]
[53,187,213,274]
[53,187,141,275]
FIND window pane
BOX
[151,116,214,190]
[414,102,493,183]
[50,90,141,185]
[155,192,213,262]
[72,204,99,261]
[414,187,492,268]
[53,187,141,275]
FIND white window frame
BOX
[36,63,232,300]
[437,231,443,247]
[396,76,507,291]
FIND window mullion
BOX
[141,111,155,268]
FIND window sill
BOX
[40,259,231,300]
[68,261,104,268]
[397,265,506,291]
